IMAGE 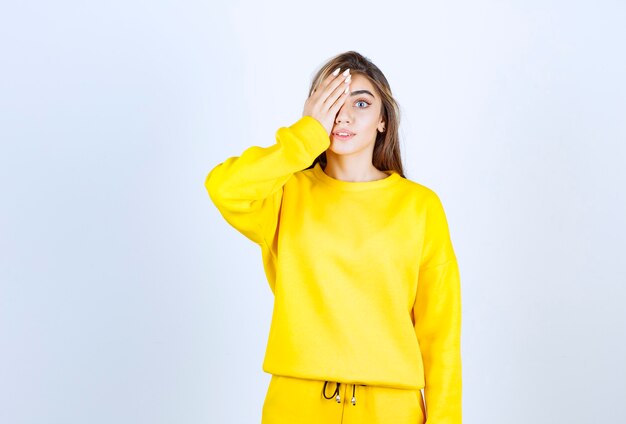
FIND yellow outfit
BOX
[205,116,462,423]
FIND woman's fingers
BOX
[329,87,350,114]
[319,67,343,91]
[324,69,350,99]
[324,75,350,111]
[315,68,349,99]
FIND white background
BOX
[1,1,625,423]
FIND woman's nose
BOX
[335,105,352,124]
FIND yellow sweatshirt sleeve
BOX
[204,115,330,248]
[413,192,462,424]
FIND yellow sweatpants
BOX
[261,374,426,424]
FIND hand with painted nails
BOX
[302,67,351,136]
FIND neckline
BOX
[311,162,402,191]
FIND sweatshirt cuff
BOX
[285,115,330,159]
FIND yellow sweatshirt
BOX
[205,116,462,423]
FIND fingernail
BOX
[332,67,341,76]
[342,68,350,76]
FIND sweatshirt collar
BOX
[312,162,401,191]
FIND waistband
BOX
[322,380,365,406]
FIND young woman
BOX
[205,51,462,424]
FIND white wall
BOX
[1,1,624,423]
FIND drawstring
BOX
[322,381,341,403]
[322,381,359,406]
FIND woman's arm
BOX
[205,116,329,248]
[413,192,462,424]
[205,66,352,248]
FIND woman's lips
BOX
[332,132,355,141]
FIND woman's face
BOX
[329,73,385,158]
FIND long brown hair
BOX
[304,51,405,178]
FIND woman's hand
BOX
[302,67,351,136]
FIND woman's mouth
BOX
[332,131,355,141]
